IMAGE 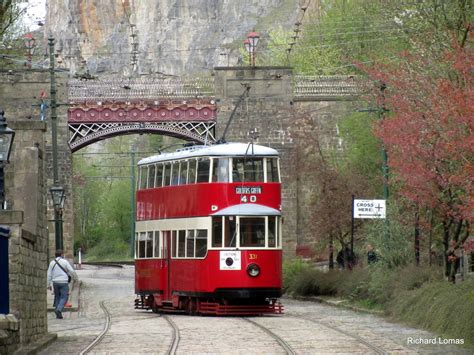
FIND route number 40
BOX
[241,195,257,203]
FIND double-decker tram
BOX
[134,142,283,315]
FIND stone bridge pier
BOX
[213,66,299,256]
[214,67,360,257]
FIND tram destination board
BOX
[235,186,262,194]
[353,199,386,219]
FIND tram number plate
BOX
[240,195,257,203]
[249,253,258,260]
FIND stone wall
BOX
[0,69,73,260]
[292,99,359,252]
[0,121,49,353]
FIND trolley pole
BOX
[129,151,136,258]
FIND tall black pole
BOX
[379,83,389,241]
[130,151,136,258]
[0,163,4,210]
[351,194,355,256]
[49,36,62,251]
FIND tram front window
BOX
[266,158,280,182]
[224,217,237,247]
[232,158,264,182]
[240,218,265,247]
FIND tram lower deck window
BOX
[240,217,265,247]
[212,217,223,247]
[195,230,208,257]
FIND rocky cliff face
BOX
[44,0,300,76]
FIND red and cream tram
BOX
[134,142,283,315]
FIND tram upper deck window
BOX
[188,159,197,184]
[139,166,148,189]
[179,160,188,185]
[156,164,163,187]
[232,158,264,182]
[196,158,210,183]
[240,217,265,247]
[163,162,171,186]
[212,158,229,182]
[266,158,280,182]
[148,164,156,188]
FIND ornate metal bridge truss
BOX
[68,77,217,152]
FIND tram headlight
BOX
[247,263,260,277]
[225,257,234,266]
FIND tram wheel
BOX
[151,297,160,313]
[187,297,197,315]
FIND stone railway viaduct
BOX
[0,66,363,352]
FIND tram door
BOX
[162,231,172,300]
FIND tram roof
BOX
[138,142,279,165]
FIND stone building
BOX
[0,70,69,353]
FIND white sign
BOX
[353,199,386,219]
[219,250,241,270]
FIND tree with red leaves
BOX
[364,32,473,279]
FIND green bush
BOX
[336,267,370,300]
[282,258,311,293]
[291,269,341,296]
[389,279,474,347]
[85,236,131,262]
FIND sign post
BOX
[353,199,386,219]
[351,199,386,257]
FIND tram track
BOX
[163,315,180,355]
[242,318,296,355]
[79,301,111,355]
[297,315,387,354]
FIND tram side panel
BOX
[136,183,281,220]
[135,250,282,300]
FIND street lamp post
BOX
[48,36,64,251]
[244,32,260,67]
[24,33,36,69]
[50,185,65,250]
[0,110,15,210]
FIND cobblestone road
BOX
[39,265,470,354]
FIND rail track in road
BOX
[297,315,387,354]
[78,298,181,355]
[163,315,180,355]
[79,301,111,355]
[242,318,296,355]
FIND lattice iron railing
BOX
[293,75,368,100]
[69,77,215,101]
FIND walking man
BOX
[47,250,78,319]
